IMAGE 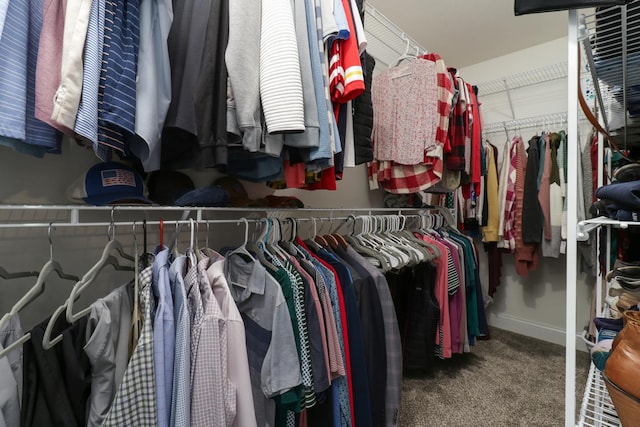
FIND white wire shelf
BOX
[581,1,640,136]
[578,363,620,426]
[364,4,427,69]
[476,62,569,96]
[576,216,640,241]
[483,112,568,135]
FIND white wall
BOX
[460,36,593,348]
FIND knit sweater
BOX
[481,143,499,242]
[538,134,552,242]
[514,136,539,276]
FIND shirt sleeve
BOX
[261,279,303,398]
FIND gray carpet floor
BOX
[400,328,591,426]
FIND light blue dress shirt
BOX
[152,247,175,427]
[303,0,332,164]
[129,0,173,172]
[168,256,191,427]
[74,0,106,159]
[331,0,350,41]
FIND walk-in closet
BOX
[0,0,636,425]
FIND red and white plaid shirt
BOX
[498,138,518,251]
[368,53,453,194]
[368,147,443,194]
[422,53,454,158]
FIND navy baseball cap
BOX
[147,171,230,207]
[68,162,152,205]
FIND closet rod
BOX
[0,212,440,230]
[0,218,264,230]
[0,205,433,213]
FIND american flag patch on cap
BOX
[101,169,137,187]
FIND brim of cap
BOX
[84,193,153,206]
[174,187,230,207]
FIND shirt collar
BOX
[224,250,266,302]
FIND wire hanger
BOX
[229,218,257,263]
[391,37,416,67]
[0,266,39,280]
[132,221,141,345]
[0,224,80,358]
[65,213,135,323]
[246,219,278,273]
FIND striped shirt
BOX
[0,0,60,155]
[75,0,107,158]
[259,0,305,134]
[97,0,140,155]
[306,0,335,162]
[277,261,316,409]
[0,0,9,42]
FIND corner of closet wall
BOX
[460,35,591,350]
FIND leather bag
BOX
[604,311,640,425]
[514,0,630,16]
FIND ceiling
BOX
[367,0,569,67]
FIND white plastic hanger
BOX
[391,38,417,67]
[0,266,39,280]
[65,219,135,323]
[271,218,292,259]
[0,224,80,358]
[245,219,279,273]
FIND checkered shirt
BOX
[422,53,454,158]
[191,257,236,427]
[184,259,204,390]
[499,138,518,251]
[368,155,443,194]
[299,258,345,379]
[102,266,157,426]
[308,258,352,427]
[446,70,466,171]
[280,261,316,409]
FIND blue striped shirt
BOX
[97,0,140,156]
[75,0,107,159]
[0,0,61,156]
[0,0,9,42]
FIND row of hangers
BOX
[0,210,453,359]
[496,115,569,141]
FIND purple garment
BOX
[438,239,462,354]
